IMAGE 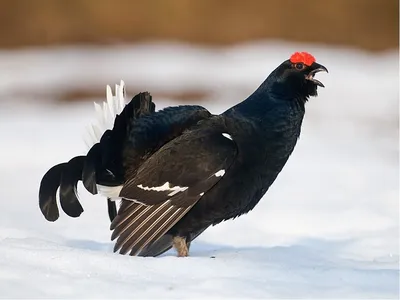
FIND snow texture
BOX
[0,41,398,299]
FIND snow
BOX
[0,41,398,299]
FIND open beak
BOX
[306,63,328,87]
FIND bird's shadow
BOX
[64,236,357,265]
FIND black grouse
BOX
[39,51,328,257]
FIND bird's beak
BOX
[306,63,328,87]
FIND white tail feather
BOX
[83,80,127,149]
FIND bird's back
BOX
[122,105,212,178]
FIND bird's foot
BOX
[172,236,189,257]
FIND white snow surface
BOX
[0,41,398,299]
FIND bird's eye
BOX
[295,63,304,70]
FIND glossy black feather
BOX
[81,143,101,194]
[122,105,212,177]
[59,156,85,218]
[38,92,157,221]
[38,56,327,257]
[39,163,65,221]
[107,198,117,222]
[109,116,237,255]
[109,59,326,255]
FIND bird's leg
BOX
[172,236,189,257]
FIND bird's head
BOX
[267,52,328,102]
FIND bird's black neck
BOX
[223,81,306,126]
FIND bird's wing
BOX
[110,117,237,256]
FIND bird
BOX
[39,51,328,257]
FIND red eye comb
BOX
[290,52,316,66]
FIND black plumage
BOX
[39,52,328,257]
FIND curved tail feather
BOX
[39,163,65,221]
[59,156,86,218]
[39,156,86,221]
[39,81,156,222]
[82,143,102,195]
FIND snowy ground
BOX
[0,42,398,299]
